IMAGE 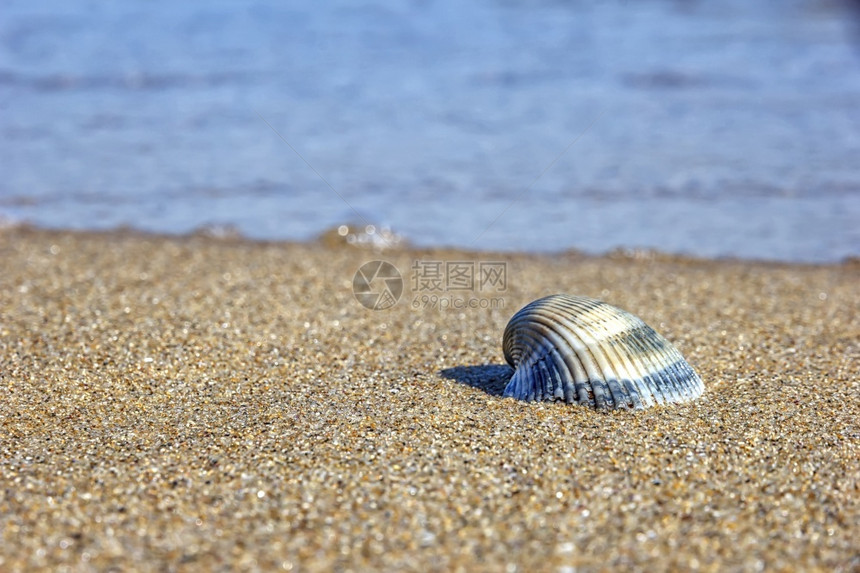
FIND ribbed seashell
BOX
[503,294,703,409]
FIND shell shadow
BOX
[439,364,514,397]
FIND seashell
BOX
[502,294,703,409]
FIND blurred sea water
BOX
[1,0,859,262]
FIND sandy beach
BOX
[0,227,857,572]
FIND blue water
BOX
[2,0,859,262]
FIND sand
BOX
[0,227,857,572]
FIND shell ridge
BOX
[640,331,683,402]
[642,375,667,405]
[547,345,577,402]
[529,306,619,386]
[538,359,558,401]
[616,323,683,402]
[587,305,662,401]
[535,308,601,378]
[665,360,692,399]
[604,378,633,409]
[532,360,546,401]
[682,358,704,395]
[507,310,602,404]
[636,331,696,401]
[609,331,669,404]
[504,326,587,404]
[546,305,637,408]
[530,358,545,401]
[673,359,703,399]
[548,359,565,400]
[504,327,559,392]
[503,314,557,400]
[622,379,645,408]
[538,358,554,400]
[584,304,657,408]
[508,298,640,408]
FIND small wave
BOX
[317,223,407,251]
[0,69,256,92]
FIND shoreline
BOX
[1,227,857,571]
[3,222,858,268]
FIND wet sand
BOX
[1,228,857,572]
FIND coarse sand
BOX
[1,228,857,572]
